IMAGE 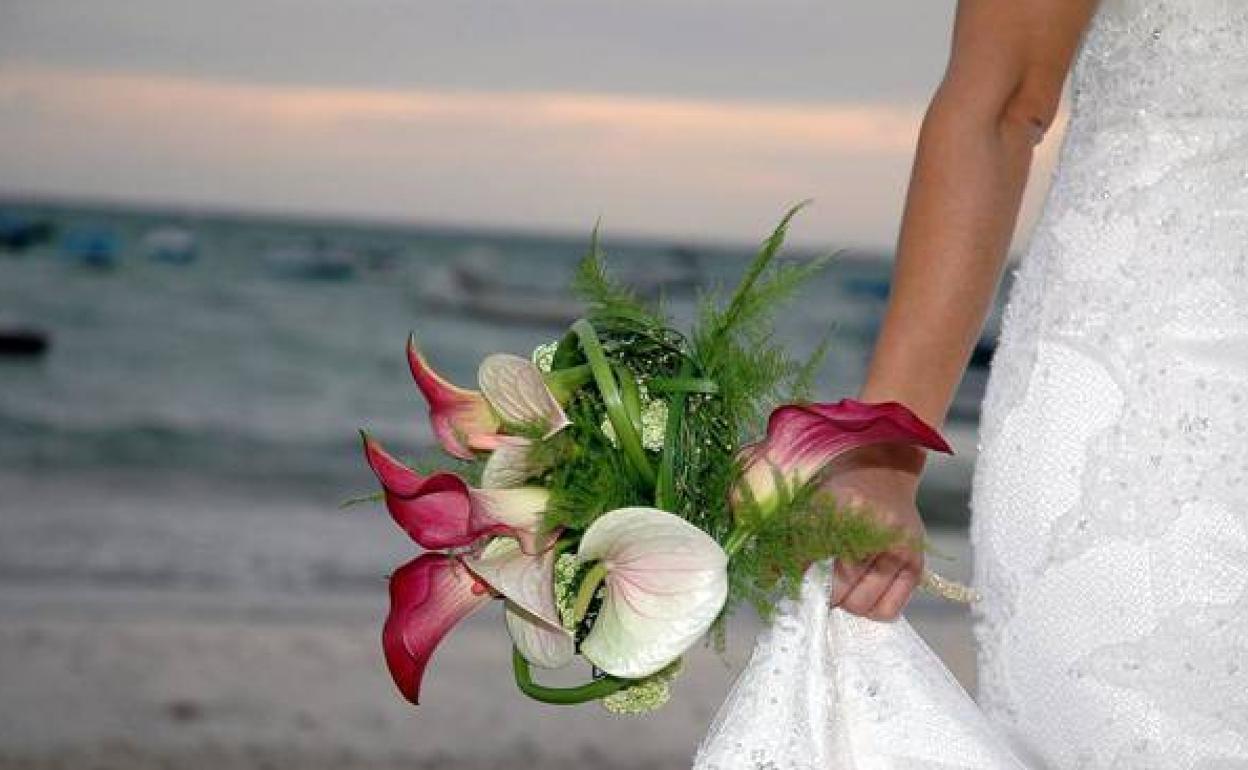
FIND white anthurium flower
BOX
[478,353,570,438]
[462,537,575,669]
[576,507,729,679]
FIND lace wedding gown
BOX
[694,0,1248,766]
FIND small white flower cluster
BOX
[552,551,582,632]
[601,658,683,715]
[601,383,668,452]
[531,341,559,374]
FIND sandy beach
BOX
[0,542,975,770]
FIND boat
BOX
[417,261,584,327]
[0,214,54,252]
[61,227,120,269]
[263,240,357,281]
[141,226,197,264]
[0,326,50,358]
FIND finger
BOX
[868,568,919,621]
[838,554,903,617]
[830,556,873,606]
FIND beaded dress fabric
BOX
[696,0,1248,766]
[970,0,1248,765]
[692,564,1029,768]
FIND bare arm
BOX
[830,0,1100,620]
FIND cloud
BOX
[0,0,956,103]
[0,67,1061,247]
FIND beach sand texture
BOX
[0,550,975,770]
[0,591,974,770]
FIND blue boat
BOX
[61,227,121,269]
[0,213,54,252]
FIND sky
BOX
[0,1,1065,248]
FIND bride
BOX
[695,0,1248,766]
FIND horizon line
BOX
[0,189,898,257]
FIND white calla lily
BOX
[576,507,729,679]
[463,537,575,669]
[478,353,570,437]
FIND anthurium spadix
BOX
[576,507,729,679]
[362,433,551,554]
[734,398,952,519]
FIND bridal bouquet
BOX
[360,204,968,714]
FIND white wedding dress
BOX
[694,0,1248,766]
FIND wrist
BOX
[856,387,948,433]
[830,442,926,491]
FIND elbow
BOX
[931,68,1064,146]
[999,74,1064,145]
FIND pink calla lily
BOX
[406,340,570,462]
[384,541,573,704]
[735,398,952,515]
[407,335,500,460]
[383,552,494,704]
[362,433,551,554]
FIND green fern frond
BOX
[570,223,668,331]
[727,486,905,620]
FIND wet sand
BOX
[0,546,976,770]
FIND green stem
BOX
[724,524,754,557]
[544,364,592,404]
[571,319,655,486]
[571,561,608,623]
[512,647,629,705]
[614,364,643,427]
[655,359,694,511]
[646,376,719,395]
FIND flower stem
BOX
[655,358,694,511]
[614,363,643,427]
[511,646,629,705]
[647,376,719,395]
[571,319,655,486]
[723,525,753,557]
[544,364,592,404]
[570,561,608,623]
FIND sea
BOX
[0,198,999,600]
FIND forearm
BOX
[830,0,1099,620]
[859,89,1042,431]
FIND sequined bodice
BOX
[972,0,1248,765]
[1026,0,1248,338]
[1075,0,1248,125]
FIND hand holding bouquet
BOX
[360,204,973,714]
